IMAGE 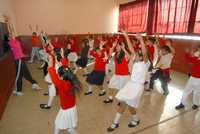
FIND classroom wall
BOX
[0,0,16,30]
[12,0,119,35]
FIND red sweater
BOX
[186,53,200,78]
[90,50,107,71]
[115,56,129,75]
[61,57,69,67]
[48,67,75,110]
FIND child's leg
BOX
[103,88,115,104]
[98,85,106,96]
[29,47,36,63]
[128,106,140,127]
[107,102,127,132]
[67,128,78,134]
[35,47,41,61]
[15,60,23,94]
[149,70,160,90]
[54,127,60,134]
[84,84,93,95]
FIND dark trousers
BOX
[149,69,169,93]
[43,61,48,77]
[15,59,37,92]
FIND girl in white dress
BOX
[107,31,149,132]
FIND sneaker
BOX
[107,123,119,132]
[175,103,185,110]
[32,84,42,90]
[103,98,113,104]
[192,105,198,110]
[40,104,51,109]
[84,91,93,96]
[98,91,106,96]
[128,120,140,128]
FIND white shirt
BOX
[157,53,173,69]
[131,61,148,84]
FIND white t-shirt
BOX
[131,61,148,84]
[157,53,174,69]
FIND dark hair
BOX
[64,48,71,59]
[3,34,9,42]
[58,66,82,95]
[53,48,62,61]
[32,32,37,35]
[161,45,171,53]
[115,49,125,64]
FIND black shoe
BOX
[128,120,140,128]
[163,91,169,95]
[175,103,185,110]
[43,92,49,96]
[103,98,113,104]
[98,91,106,96]
[107,123,119,132]
[84,91,93,96]
[192,105,198,110]
[40,104,51,109]
[145,88,152,92]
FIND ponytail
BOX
[58,66,82,95]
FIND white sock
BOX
[113,112,121,124]
[47,96,54,107]
[88,85,92,92]
[54,127,60,134]
[67,128,78,134]
[132,114,139,122]
[109,96,113,100]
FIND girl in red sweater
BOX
[84,47,108,96]
[48,52,81,134]
[175,46,200,110]
[103,39,130,104]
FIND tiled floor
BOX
[0,63,199,134]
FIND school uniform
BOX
[86,50,107,85]
[48,67,77,129]
[29,35,41,63]
[109,56,130,90]
[116,61,148,108]
[180,53,200,106]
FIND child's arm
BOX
[48,55,61,86]
[136,34,148,63]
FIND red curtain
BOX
[152,0,192,34]
[193,0,200,33]
[118,0,148,33]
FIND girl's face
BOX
[116,44,122,52]
[96,49,101,55]
[161,49,168,55]
[134,51,143,62]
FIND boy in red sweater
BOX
[175,46,200,110]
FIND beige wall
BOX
[12,0,120,35]
[0,0,16,33]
